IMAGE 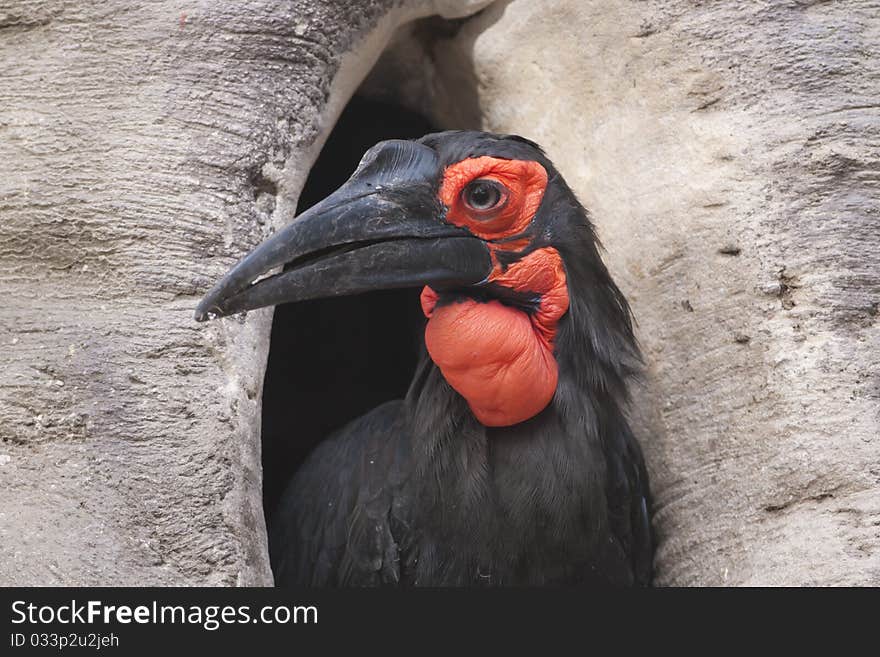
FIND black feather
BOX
[269,131,653,586]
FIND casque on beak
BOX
[194,140,492,322]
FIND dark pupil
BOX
[466,181,499,209]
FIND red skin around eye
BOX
[439,156,548,242]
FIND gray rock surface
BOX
[2,0,877,586]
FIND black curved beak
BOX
[194,140,492,322]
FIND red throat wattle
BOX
[419,155,570,427]
[421,248,569,427]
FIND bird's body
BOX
[271,384,650,586]
[197,131,653,587]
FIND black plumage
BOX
[261,132,653,586]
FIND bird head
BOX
[196,131,636,428]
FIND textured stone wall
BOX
[2,0,877,586]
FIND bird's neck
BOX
[405,242,640,507]
[402,344,623,584]
[402,296,638,583]
[421,297,558,426]
[419,247,570,427]
[400,226,641,582]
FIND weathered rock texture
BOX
[433,0,879,585]
[2,0,877,586]
[0,0,490,586]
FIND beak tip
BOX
[194,298,221,323]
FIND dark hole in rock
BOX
[260,96,438,534]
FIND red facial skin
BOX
[420,157,570,427]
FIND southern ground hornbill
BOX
[196,131,653,586]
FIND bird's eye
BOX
[462,179,506,213]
